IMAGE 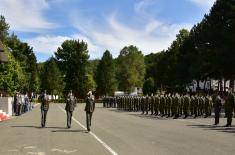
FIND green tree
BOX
[0,44,25,95]
[7,34,38,92]
[55,40,90,98]
[0,15,9,42]
[143,77,155,95]
[117,45,145,93]
[40,57,64,98]
[95,50,116,96]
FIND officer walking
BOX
[212,92,222,125]
[224,88,235,127]
[39,90,49,128]
[85,91,95,132]
[65,90,76,128]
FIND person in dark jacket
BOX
[85,91,95,132]
[224,88,235,127]
[39,90,49,128]
[65,90,76,128]
[212,92,222,125]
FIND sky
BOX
[0,0,216,62]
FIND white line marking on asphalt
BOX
[24,146,36,149]
[57,105,118,155]
[51,148,77,154]
[27,152,45,155]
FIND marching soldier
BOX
[65,90,76,128]
[39,90,49,128]
[224,88,235,127]
[212,92,222,125]
[85,91,95,132]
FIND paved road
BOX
[0,103,235,155]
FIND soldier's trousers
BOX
[86,112,93,131]
[41,109,48,127]
[16,104,22,116]
[226,113,233,126]
[66,111,73,128]
[214,111,220,125]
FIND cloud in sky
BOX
[26,35,71,54]
[0,0,215,61]
[187,0,216,9]
[0,0,57,32]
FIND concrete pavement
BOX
[0,103,235,155]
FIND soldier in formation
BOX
[106,93,214,119]
[103,91,235,126]
[103,96,117,108]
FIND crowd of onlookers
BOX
[13,92,35,116]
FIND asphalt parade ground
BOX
[0,104,235,155]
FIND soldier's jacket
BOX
[183,96,191,109]
[65,94,76,111]
[85,96,95,113]
[39,94,49,111]
[225,93,235,113]
[213,95,222,113]
[204,96,210,107]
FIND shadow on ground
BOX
[187,124,235,135]
[109,108,213,120]
[11,125,67,129]
[51,129,88,133]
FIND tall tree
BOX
[7,34,38,92]
[95,50,116,96]
[40,57,64,97]
[143,77,155,95]
[117,45,145,93]
[0,44,25,95]
[0,15,9,42]
[55,40,90,98]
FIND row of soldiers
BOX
[104,93,213,119]
[103,96,117,108]
[103,90,235,126]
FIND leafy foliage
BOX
[40,57,64,96]
[117,45,145,93]
[0,45,25,95]
[95,50,116,96]
[55,40,90,98]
